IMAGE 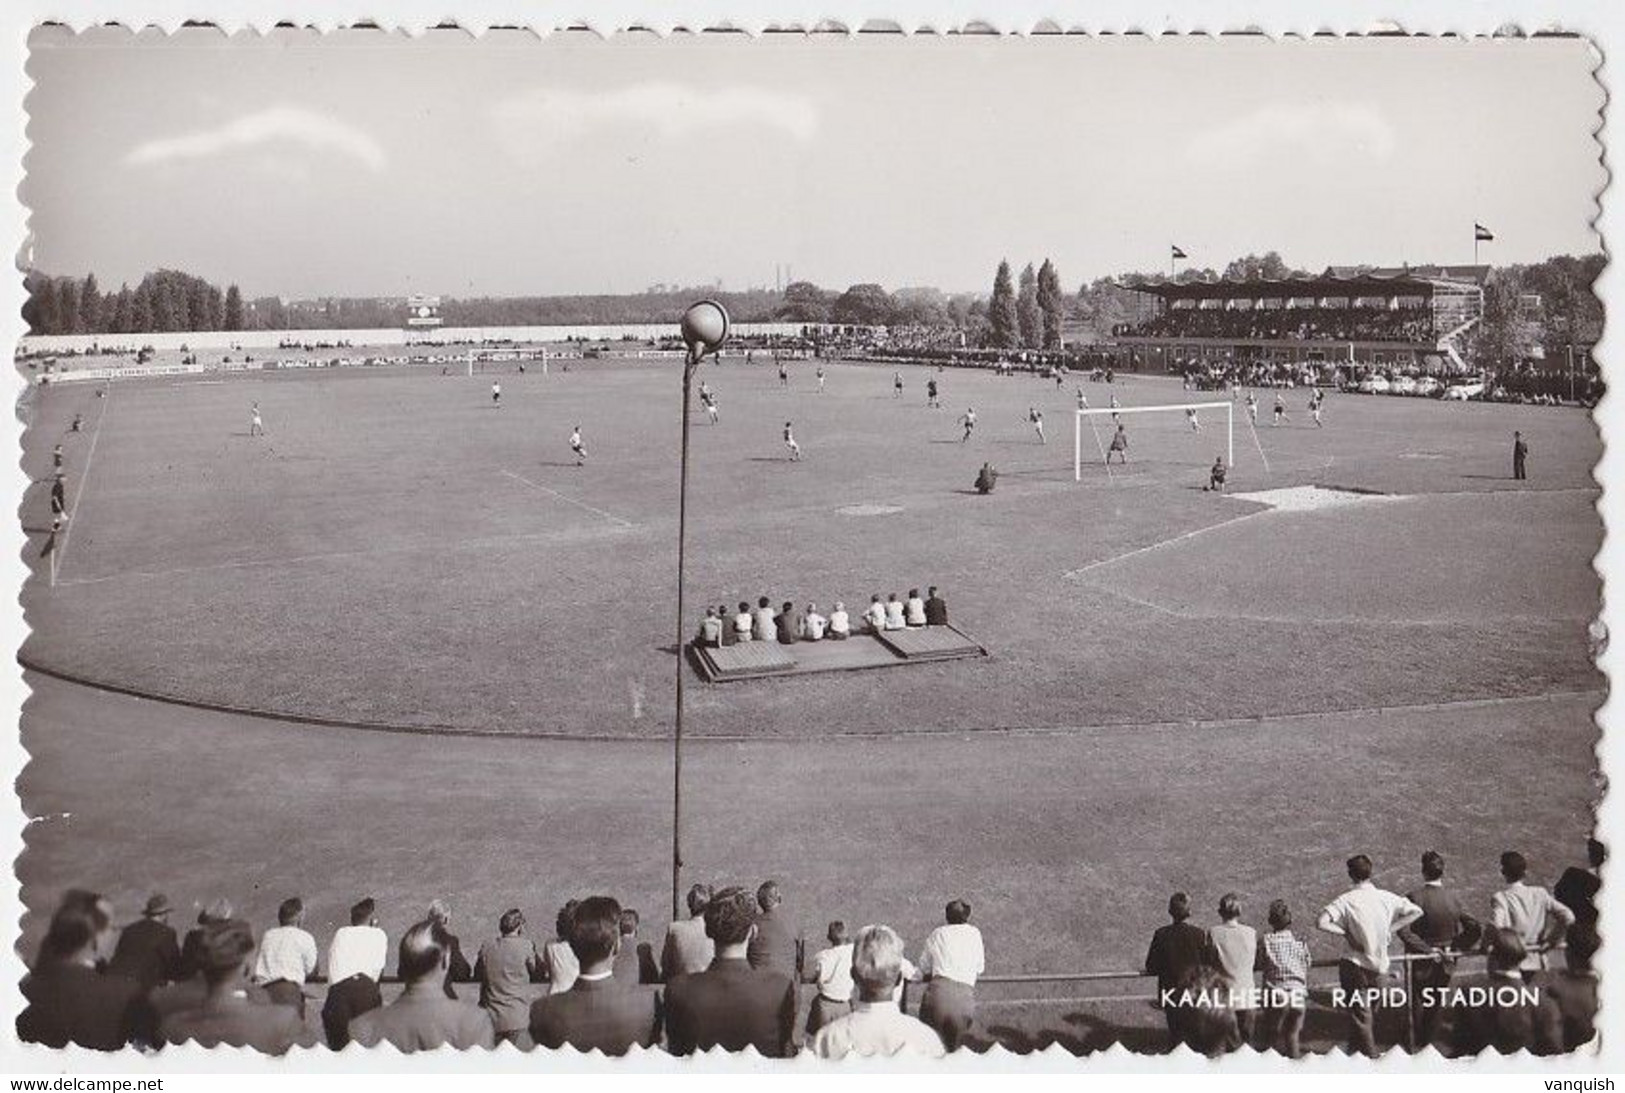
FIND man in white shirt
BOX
[252,897,318,1018]
[883,594,907,631]
[863,596,887,634]
[321,897,389,1049]
[733,602,754,643]
[916,899,984,1051]
[328,898,388,984]
[904,589,927,627]
[827,602,851,640]
[801,603,827,642]
[812,925,945,1059]
[1491,851,1576,980]
[1316,855,1422,1057]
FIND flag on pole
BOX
[1474,223,1495,242]
[1171,244,1188,260]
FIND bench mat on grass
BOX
[692,625,988,683]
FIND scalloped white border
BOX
[0,1,1618,1078]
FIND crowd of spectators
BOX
[18,880,984,1059]
[696,587,951,648]
[1487,366,1605,408]
[1117,304,1434,345]
[1146,844,1600,1058]
[16,842,1600,1059]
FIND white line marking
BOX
[500,468,636,528]
[1063,509,1269,579]
[53,388,110,580]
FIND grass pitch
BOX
[20,358,1603,739]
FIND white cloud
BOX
[1185,103,1396,170]
[125,105,387,172]
[492,82,820,152]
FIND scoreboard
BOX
[406,295,443,327]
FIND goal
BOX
[1074,399,1233,481]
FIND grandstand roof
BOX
[1126,264,1490,302]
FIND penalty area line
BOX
[500,468,636,529]
[1063,508,1270,579]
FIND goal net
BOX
[1074,400,1234,481]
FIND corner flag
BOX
[1474,223,1495,242]
[1171,244,1188,259]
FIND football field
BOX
[15,355,1604,1042]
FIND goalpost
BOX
[1074,400,1233,481]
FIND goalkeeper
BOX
[1206,457,1227,493]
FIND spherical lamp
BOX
[680,300,730,362]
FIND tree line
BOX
[22,252,1603,363]
[24,269,245,336]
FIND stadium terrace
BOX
[1114,265,1489,373]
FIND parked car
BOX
[1357,374,1392,395]
[1389,375,1419,396]
[1444,378,1487,400]
[1412,376,1445,398]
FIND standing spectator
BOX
[530,896,661,1054]
[1512,431,1529,480]
[611,908,661,987]
[803,921,854,1036]
[1553,838,1604,931]
[251,897,319,1019]
[349,921,496,1052]
[1444,927,1562,1056]
[747,880,798,973]
[1203,894,1257,1045]
[904,589,927,627]
[1145,892,1207,1051]
[1540,924,1600,1050]
[178,898,235,981]
[18,890,156,1051]
[474,908,544,1047]
[427,900,474,999]
[664,886,796,1057]
[544,900,582,995]
[160,919,307,1054]
[1316,855,1423,1057]
[916,899,984,1052]
[1398,851,1477,1046]
[1173,966,1241,1058]
[811,925,945,1059]
[1491,851,1575,980]
[322,897,388,1051]
[662,884,715,980]
[107,893,183,995]
[924,587,949,626]
[1257,900,1310,1059]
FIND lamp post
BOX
[671,300,729,919]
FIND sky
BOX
[22,27,1607,299]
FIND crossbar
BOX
[1075,400,1234,480]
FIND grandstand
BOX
[1114,265,1489,375]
